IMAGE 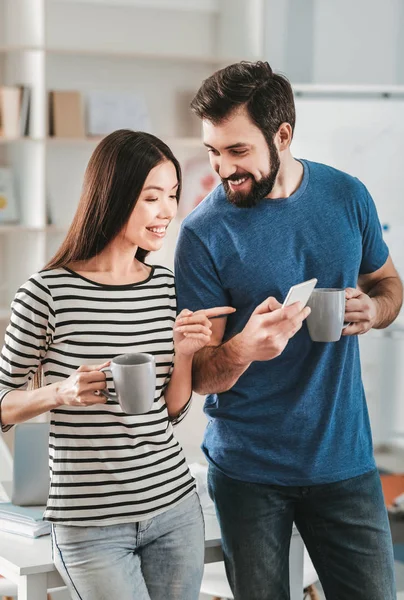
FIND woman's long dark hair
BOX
[31,130,181,390]
[45,129,182,270]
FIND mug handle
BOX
[100,366,117,399]
[342,322,351,329]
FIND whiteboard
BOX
[292,97,404,276]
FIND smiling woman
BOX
[123,160,179,249]
[0,129,234,600]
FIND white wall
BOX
[264,0,404,85]
[313,0,402,84]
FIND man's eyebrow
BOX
[143,183,179,192]
[203,142,251,150]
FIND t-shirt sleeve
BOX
[174,224,230,314]
[359,186,389,275]
[0,275,55,431]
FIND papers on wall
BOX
[0,503,50,538]
[86,90,151,136]
[0,167,18,223]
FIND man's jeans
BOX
[52,492,204,600]
[208,465,396,600]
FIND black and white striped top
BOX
[0,266,196,525]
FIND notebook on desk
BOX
[12,422,50,506]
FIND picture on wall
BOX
[0,167,18,223]
[178,155,220,220]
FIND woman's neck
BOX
[68,241,151,286]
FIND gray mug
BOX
[100,353,156,414]
[306,288,350,342]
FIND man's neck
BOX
[267,153,304,200]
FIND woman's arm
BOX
[1,385,60,427]
[0,275,109,429]
[163,352,194,419]
[1,363,109,428]
[163,306,235,419]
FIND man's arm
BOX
[192,320,249,396]
[343,255,403,335]
[191,297,310,395]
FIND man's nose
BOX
[217,158,237,180]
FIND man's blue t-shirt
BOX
[174,160,389,486]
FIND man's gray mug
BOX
[306,288,349,342]
[100,353,156,414]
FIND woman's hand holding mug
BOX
[54,362,110,406]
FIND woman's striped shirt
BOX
[0,266,196,526]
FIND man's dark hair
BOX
[190,61,296,146]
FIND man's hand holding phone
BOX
[235,281,314,364]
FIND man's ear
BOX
[277,122,293,150]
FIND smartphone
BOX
[282,278,318,308]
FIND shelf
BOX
[46,137,103,145]
[46,136,203,148]
[0,225,67,234]
[44,46,223,64]
[48,0,219,13]
[0,46,44,53]
[0,137,43,145]
[0,44,226,64]
[0,46,246,66]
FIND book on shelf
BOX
[0,86,21,139]
[19,85,31,137]
[0,503,50,538]
[49,90,86,138]
[0,85,31,139]
[0,166,18,223]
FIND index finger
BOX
[194,306,236,319]
[78,361,111,373]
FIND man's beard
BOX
[222,141,280,208]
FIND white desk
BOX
[0,511,304,600]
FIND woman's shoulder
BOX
[150,264,175,282]
[15,268,70,302]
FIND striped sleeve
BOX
[0,274,55,430]
[169,394,193,426]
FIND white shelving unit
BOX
[0,0,265,336]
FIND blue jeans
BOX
[208,465,395,600]
[52,492,204,600]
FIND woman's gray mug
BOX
[306,288,350,342]
[100,353,156,414]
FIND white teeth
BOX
[231,177,247,185]
[148,227,166,233]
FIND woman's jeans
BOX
[52,492,204,600]
[208,465,396,600]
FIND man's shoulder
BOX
[305,159,365,193]
[182,184,226,231]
